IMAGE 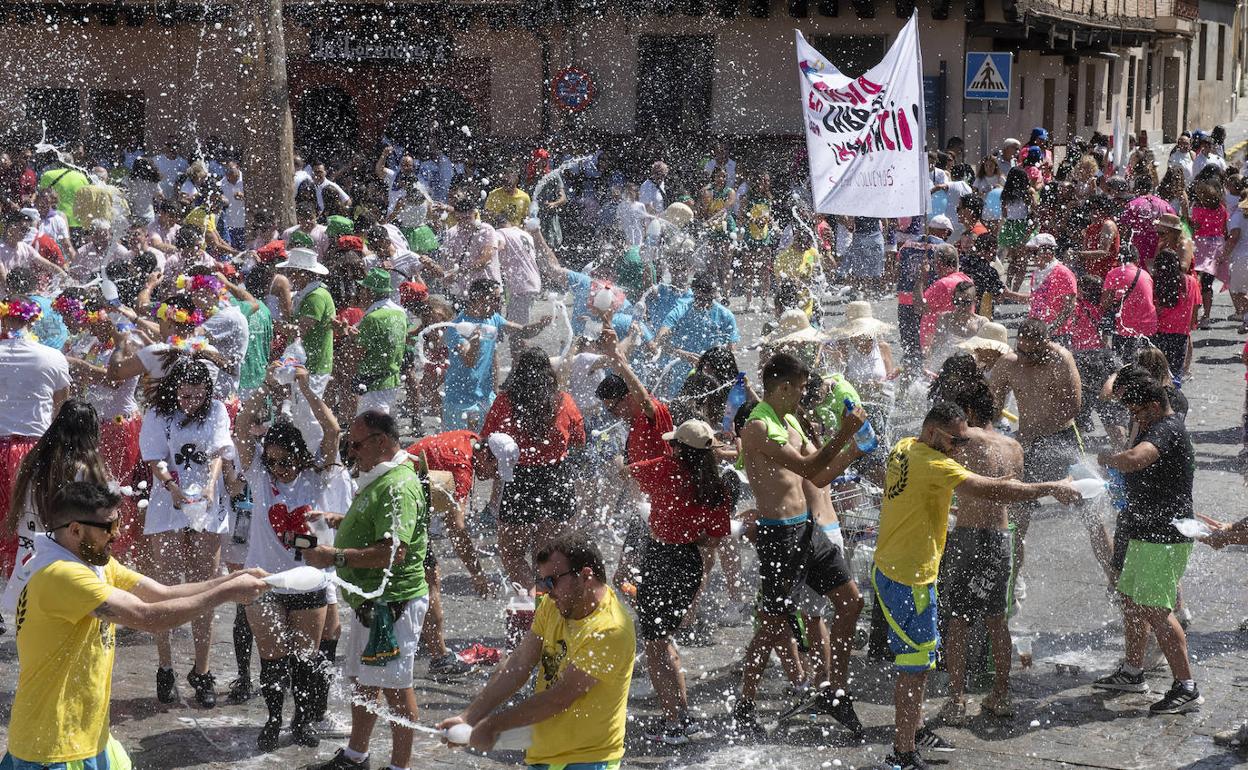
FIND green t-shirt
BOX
[237,299,273,391]
[38,167,92,228]
[813,373,861,433]
[297,286,335,375]
[334,461,428,609]
[358,305,408,392]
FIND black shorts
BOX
[256,587,328,612]
[940,527,1012,621]
[636,539,703,641]
[756,518,852,616]
[498,461,576,525]
[1022,425,1081,486]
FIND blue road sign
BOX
[965,52,1011,100]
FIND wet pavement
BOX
[3,275,1248,770]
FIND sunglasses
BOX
[67,518,121,535]
[535,568,577,594]
[348,432,383,452]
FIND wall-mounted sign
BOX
[551,67,597,112]
[308,30,448,65]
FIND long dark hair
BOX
[503,348,559,436]
[695,345,739,384]
[930,350,981,402]
[1001,167,1031,206]
[5,399,110,534]
[151,356,216,427]
[1152,248,1185,309]
[673,442,728,508]
[262,417,321,475]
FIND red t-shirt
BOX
[626,398,674,465]
[920,270,972,349]
[1028,262,1078,333]
[482,391,585,466]
[408,430,478,501]
[1156,273,1201,334]
[1068,300,1103,350]
[630,455,731,544]
[336,307,365,327]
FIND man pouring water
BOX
[1,482,269,770]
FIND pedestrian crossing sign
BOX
[965,52,1011,100]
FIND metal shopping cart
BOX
[827,472,885,651]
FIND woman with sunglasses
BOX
[232,361,343,750]
[138,356,233,707]
[481,348,585,596]
[928,280,989,370]
[1,398,112,612]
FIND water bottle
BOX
[99,272,121,306]
[275,339,307,385]
[723,372,748,434]
[230,484,252,546]
[844,398,878,453]
[1105,467,1128,512]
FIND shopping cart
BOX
[827,472,884,650]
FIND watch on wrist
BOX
[333,549,347,568]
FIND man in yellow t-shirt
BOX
[874,402,1081,769]
[2,482,268,770]
[484,167,532,228]
[439,532,635,768]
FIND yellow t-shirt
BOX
[484,187,532,227]
[875,437,971,586]
[184,206,217,234]
[774,246,816,280]
[8,557,142,763]
[527,588,635,766]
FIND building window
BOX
[25,89,79,145]
[1198,23,1207,80]
[1145,53,1153,112]
[1127,55,1136,120]
[1105,59,1114,116]
[808,34,887,75]
[1019,74,1025,110]
[1084,62,1096,126]
[1217,25,1226,80]
[89,90,145,163]
[636,36,715,135]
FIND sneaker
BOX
[914,726,956,752]
[156,667,178,704]
[257,718,281,752]
[643,717,698,746]
[729,702,765,740]
[308,748,369,770]
[679,715,713,741]
[187,668,217,708]
[311,713,351,738]
[884,750,929,770]
[1149,681,1201,714]
[980,693,1016,718]
[226,677,255,705]
[428,653,473,679]
[813,688,865,736]
[936,697,968,726]
[1092,665,1149,693]
[1212,722,1248,748]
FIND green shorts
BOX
[1116,540,1192,610]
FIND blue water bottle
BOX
[1105,467,1128,512]
[724,372,748,434]
[844,398,879,453]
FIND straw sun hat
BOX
[764,309,826,345]
[834,301,892,339]
[956,321,1011,355]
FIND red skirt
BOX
[0,435,40,577]
[100,416,145,562]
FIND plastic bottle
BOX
[275,339,307,385]
[723,372,748,434]
[844,398,878,453]
[230,483,252,546]
[443,722,533,751]
[99,272,120,306]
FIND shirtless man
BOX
[990,318,1110,593]
[733,353,866,737]
[938,376,1023,725]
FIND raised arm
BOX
[740,405,864,481]
[599,328,656,419]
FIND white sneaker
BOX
[312,713,350,738]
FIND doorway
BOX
[1042,78,1056,135]
[89,90,146,163]
[636,35,715,137]
[1162,56,1181,142]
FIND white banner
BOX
[796,13,928,218]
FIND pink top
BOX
[1156,273,1201,334]
[1103,263,1158,337]
[1029,262,1078,333]
[1120,195,1175,264]
[1190,204,1228,238]
[1068,300,1103,350]
[920,271,972,350]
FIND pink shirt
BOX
[1156,273,1201,334]
[1119,195,1174,263]
[1103,263,1158,337]
[1068,300,1103,350]
[920,270,972,350]
[1190,204,1228,238]
[1028,261,1078,333]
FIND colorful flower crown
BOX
[0,299,42,323]
[175,274,226,295]
[52,295,107,326]
[153,303,206,326]
[169,334,210,352]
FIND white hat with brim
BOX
[765,309,827,345]
[957,321,1011,355]
[661,202,695,227]
[486,433,519,483]
[661,419,724,449]
[276,247,329,275]
[834,300,893,339]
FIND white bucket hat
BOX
[765,309,826,345]
[276,247,329,275]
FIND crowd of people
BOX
[1,122,1248,770]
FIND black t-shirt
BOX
[1121,413,1194,543]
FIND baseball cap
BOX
[1026,233,1057,248]
[662,419,723,450]
[928,214,954,231]
[486,433,519,483]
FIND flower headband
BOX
[153,303,206,326]
[52,295,106,326]
[175,274,226,295]
[169,334,210,353]
[0,299,42,323]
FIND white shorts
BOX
[356,387,403,416]
[340,595,429,689]
[1230,257,1248,295]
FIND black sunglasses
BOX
[536,568,577,594]
[348,432,383,452]
[66,518,120,535]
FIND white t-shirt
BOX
[567,352,607,414]
[282,224,328,259]
[221,176,246,230]
[41,211,71,245]
[69,332,140,420]
[152,154,188,197]
[638,179,665,214]
[945,180,973,238]
[0,241,41,271]
[496,226,541,295]
[617,200,647,248]
[315,179,350,211]
[0,337,71,437]
[138,400,233,534]
[71,242,132,282]
[382,168,405,214]
[1229,209,1248,264]
[241,454,341,591]
[201,304,250,398]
